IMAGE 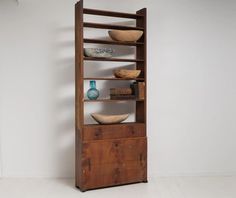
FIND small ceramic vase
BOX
[87,80,99,100]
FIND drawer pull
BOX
[113,141,120,148]
[94,128,102,138]
[83,158,91,171]
[139,154,143,163]
[128,126,135,134]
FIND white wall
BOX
[0,0,236,178]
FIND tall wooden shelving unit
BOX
[75,0,147,191]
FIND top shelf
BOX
[84,22,143,31]
[83,8,144,19]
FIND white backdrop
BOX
[0,0,236,178]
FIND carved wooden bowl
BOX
[91,113,129,124]
[114,69,141,79]
[108,30,143,42]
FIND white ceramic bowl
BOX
[84,48,113,58]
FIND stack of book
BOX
[110,82,145,100]
[110,88,135,100]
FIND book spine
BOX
[130,83,139,98]
[110,94,136,100]
[110,88,132,95]
[138,82,145,100]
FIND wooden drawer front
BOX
[83,123,146,141]
[82,137,147,165]
[81,161,147,189]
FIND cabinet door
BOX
[81,137,147,189]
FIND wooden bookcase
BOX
[75,0,147,191]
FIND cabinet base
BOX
[76,180,148,192]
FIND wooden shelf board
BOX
[84,122,145,127]
[84,38,143,46]
[84,77,144,81]
[83,8,144,19]
[83,22,144,30]
[84,57,144,62]
[83,99,144,102]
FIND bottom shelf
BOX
[83,99,144,102]
[83,122,145,127]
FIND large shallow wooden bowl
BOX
[91,113,129,124]
[108,30,143,42]
[114,69,141,79]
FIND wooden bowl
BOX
[91,113,129,124]
[108,30,143,42]
[114,69,141,79]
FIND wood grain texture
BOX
[75,0,147,191]
[83,123,146,141]
[84,22,144,30]
[84,38,144,46]
[82,138,147,164]
[83,8,144,19]
[75,0,84,188]
[136,8,147,123]
[84,57,144,62]
[84,77,145,81]
[83,99,144,102]
[80,138,147,190]
[81,161,146,189]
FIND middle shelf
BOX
[84,77,144,81]
[84,57,144,62]
[84,38,144,46]
[83,22,144,30]
[83,99,144,102]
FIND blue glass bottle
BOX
[87,80,99,100]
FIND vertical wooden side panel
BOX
[136,8,147,182]
[136,8,147,124]
[75,0,84,189]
